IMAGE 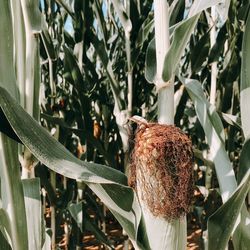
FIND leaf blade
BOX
[207,170,250,250]
[240,9,250,139]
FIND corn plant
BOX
[0,0,250,250]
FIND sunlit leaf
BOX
[188,0,222,18]
[55,0,75,19]
[240,9,250,139]
[0,86,143,245]
[0,134,28,250]
[22,178,43,249]
[0,229,11,250]
[145,38,156,83]
[68,202,114,248]
[183,77,250,249]
[0,208,11,247]
[20,0,42,33]
[110,0,132,34]
[0,0,18,100]
[182,77,237,202]
[207,170,250,250]
[238,138,250,184]
[162,14,200,81]
[40,30,56,60]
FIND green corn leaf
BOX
[22,178,43,250]
[68,202,114,248]
[87,183,137,240]
[207,170,250,250]
[0,208,12,247]
[20,0,42,33]
[187,0,222,18]
[183,77,250,249]
[84,216,114,248]
[241,9,250,139]
[63,46,85,89]
[215,0,231,26]
[68,202,84,232]
[162,14,200,82]
[110,0,132,34]
[0,228,11,250]
[55,0,75,19]
[169,0,185,26]
[89,33,123,110]
[92,0,108,47]
[11,0,26,108]
[145,0,222,84]
[40,113,115,167]
[133,14,153,67]
[0,86,143,246]
[182,77,236,200]
[238,138,250,184]
[190,29,211,73]
[42,229,51,250]
[233,137,250,250]
[0,87,126,185]
[0,134,28,250]
[0,0,18,100]
[135,18,153,49]
[219,112,241,130]
[145,38,156,83]
[40,30,56,60]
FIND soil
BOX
[82,215,203,250]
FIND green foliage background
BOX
[0,0,250,249]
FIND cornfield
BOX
[0,0,250,250]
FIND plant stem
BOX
[136,1,186,249]
[10,0,26,108]
[154,0,174,125]
[0,135,28,250]
[124,0,133,118]
[50,171,56,250]
[209,6,217,106]
[205,6,217,195]
[124,4,132,248]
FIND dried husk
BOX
[129,122,193,219]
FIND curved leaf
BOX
[240,9,250,139]
[0,0,18,100]
[0,133,28,250]
[55,0,75,19]
[0,86,126,186]
[0,86,142,243]
[20,0,42,33]
[0,208,11,246]
[183,77,250,249]
[145,0,222,83]
[22,178,43,250]
[207,170,250,250]
[110,0,132,34]
[238,138,250,184]
[182,77,237,202]
[162,14,200,82]
[188,0,222,18]
[145,38,156,83]
[40,30,56,60]
[68,202,114,248]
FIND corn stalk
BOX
[136,1,186,249]
[0,0,45,249]
[0,1,28,249]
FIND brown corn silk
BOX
[129,122,193,219]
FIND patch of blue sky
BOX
[65,16,74,35]
[40,0,73,34]
[40,0,45,10]
[102,0,108,19]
